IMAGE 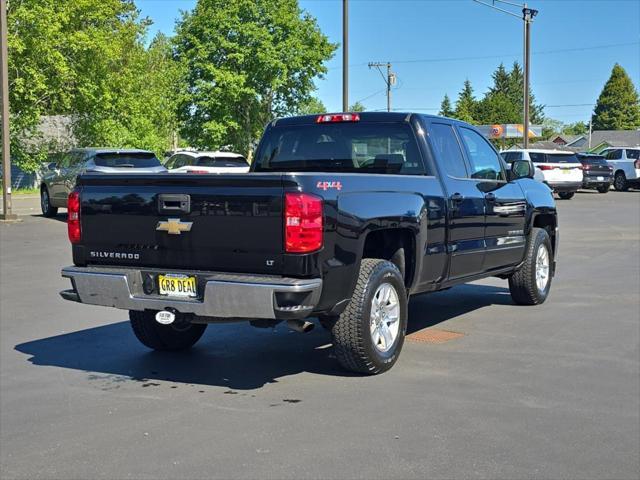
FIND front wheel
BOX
[129,310,207,351]
[40,187,58,217]
[558,191,575,200]
[597,185,610,193]
[613,171,628,191]
[508,228,553,305]
[330,259,408,375]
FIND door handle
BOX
[485,192,496,202]
[158,194,191,215]
[450,193,464,204]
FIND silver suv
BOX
[40,148,167,217]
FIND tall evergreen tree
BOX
[439,94,454,117]
[489,63,511,96]
[454,80,477,123]
[592,64,640,130]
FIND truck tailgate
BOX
[76,173,287,274]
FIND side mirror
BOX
[511,159,533,180]
[47,162,58,171]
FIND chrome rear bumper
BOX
[61,266,322,320]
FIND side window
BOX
[458,127,505,181]
[428,123,468,178]
[608,149,622,160]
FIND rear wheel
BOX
[508,228,553,305]
[558,191,575,200]
[330,259,407,375]
[129,310,207,351]
[613,171,628,191]
[40,186,58,217]
[597,184,610,193]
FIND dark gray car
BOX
[40,148,167,216]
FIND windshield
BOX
[94,152,161,168]
[197,156,248,168]
[253,123,425,174]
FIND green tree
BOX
[295,96,327,115]
[6,0,178,171]
[174,0,337,154]
[562,121,588,136]
[592,64,640,130]
[454,80,477,123]
[438,94,454,117]
[349,101,366,112]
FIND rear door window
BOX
[625,149,640,160]
[458,127,505,181]
[428,123,468,178]
[607,149,622,160]
[529,152,545,163]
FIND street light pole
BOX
[342,0,349,112]
[522,6,534,148]
[1,0,16,220]
[473,0,538,147]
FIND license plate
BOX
[562,169,571,174]
[158,274,197,298]
[597,176,604,181]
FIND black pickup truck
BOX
[60,112,558,374]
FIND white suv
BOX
[600,147,640,191]
[504,149,583,199]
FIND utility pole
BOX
[473,0,538,148]
[0,0,16,220]
[342,0,349,112]
[588,117,593,149]
[368,62,396,112]
[522,5,537,148]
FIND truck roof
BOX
[271,111,457,127]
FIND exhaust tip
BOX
[287,319,315,333]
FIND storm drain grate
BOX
[406,328,464,344]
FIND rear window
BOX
[578,155,607,165]
[196,156,248,168]
[547,153,579,164]
[94,152,161,168]
[626,149,640,160]
[253,123,425,174]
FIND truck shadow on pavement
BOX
[15,284,511,390]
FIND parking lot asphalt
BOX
[1,190,639,480]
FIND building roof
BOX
[566,130,640,149]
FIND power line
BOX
[327,41,639,70]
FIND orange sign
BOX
[490,125,504,138]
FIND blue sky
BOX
[137,0,640,125]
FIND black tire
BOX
[597,185,610,193]
[129,310,207,351]
[330,259,408,375]
[40,186,58,217]
[508,228,553,306]
[613,171,628,191]
[558,191,574,200]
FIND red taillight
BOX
[582,164,590,170]
[187,169,210,174]
[67,189,81,244]
[316,113,360,123]
[538,165,556,171]
[285,193,323,253]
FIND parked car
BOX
[41,148,166,217]
[506,149,583,199]
[599,147,640,191]
[165,151,250,174]
[500,150,546,183]
[60,112,558,375]
[576,153,613,193]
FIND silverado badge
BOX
[156,218,193,235]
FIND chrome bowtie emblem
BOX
[156,218,193,235]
